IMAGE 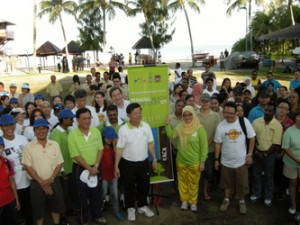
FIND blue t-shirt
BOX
[289,80,300,90]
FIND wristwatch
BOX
[247,153,253,157]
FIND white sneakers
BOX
[127,208,136,221]
[181,201,188,210]
[127,206,155,221]
[137,206,155,217]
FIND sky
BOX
[0,0,259,62]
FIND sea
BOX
[0,44,232,73]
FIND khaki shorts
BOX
[283,165,300,179]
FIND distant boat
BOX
[193,52,209,62]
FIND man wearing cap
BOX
[34,94,45,109]
[1,114,32,225]
[46,75,63,99]
[22,119,65,225]
[41,101,59,129]
[115,103,157,221]
[18,83,34,108]
[9,83,19,99]
[248,91,271,123]
[197,93,221,200]
[68,108,106,225]
[9,98,19,109]
[10,108,27,135]
[50,109,75,216]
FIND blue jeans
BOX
[252,152,276,200]
[72,164,103,225]
[102,178,120,214]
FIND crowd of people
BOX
[0,63,300,225]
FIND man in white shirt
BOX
[109,87,130,121]
[214,102,255,214]
[174,63,182,84]
[114,103,157,221]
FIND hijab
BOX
[174,105,201,150]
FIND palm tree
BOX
[271,0,296,25]
[126,0,169,63]
[226,0,265,51]
[33,0,38,72]
[168,0,205,67]
[38,0,77,61]
[78,0,125,51]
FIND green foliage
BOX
[77,7,103,51]
[138,3,175,50]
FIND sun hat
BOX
[0,114,16,126]
[58,109,75,119]
[9,98,18,104]
[79,170,98,188]
[9,83,17,88]
[21,83,30,89]
[33,119,49,128]
[102,126,118,139]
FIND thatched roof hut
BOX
[257,24,300,41]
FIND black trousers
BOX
[18,187,33,225]
[119,158,150,208]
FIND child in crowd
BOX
[100,126,125,221]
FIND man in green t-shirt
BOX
[68,108,106,225]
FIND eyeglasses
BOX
[289,96,297,99]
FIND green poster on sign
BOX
[127,65,170,128]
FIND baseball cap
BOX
[58,109,75,119]
[0,114,16,126]
[34,93,44,100]
[21,83,30,89]
[33,119,49,128]
[53,104,65,112]
[9,98,18,104]
[201,93,211,101]
[102,126,118,139]
[79,170,98,188]
[9,83,17,88]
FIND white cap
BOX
[79,170,98,188]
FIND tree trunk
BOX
[59,14,70,71]
[32,0,37,73]
[143,10,156,63]
[289,0,295,26]
[182,2,195,67]
[102,7,106,50]
[248,0,252,51]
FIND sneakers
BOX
[190,204,198,212]
[264,199,272,207]
[127,208,136,221]
[289,207,296,214]
[239,201,247,214]
[180,201,188,210]
[250,195,258,203]
[219,199,230,212]
[137,206,155,217]
[94,217,107,225]
[114,212,125,221]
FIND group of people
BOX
[1,63,300,225]
[168,64,300,215]
[0,67,159,225]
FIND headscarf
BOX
[243,77,255,97]
[174,105,201,150]
[192,82,203,106]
